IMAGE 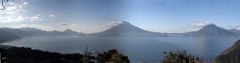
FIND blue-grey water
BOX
[1,36,239,63]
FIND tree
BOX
[0,49,2,63]
[0,48,8,63]
[162,50,202,63]
[81,46,95,63]
[0,0,9,10]
[96,49,129,63]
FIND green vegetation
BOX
[162,50,203,63]
[1,45,206,63]
[1,47,85,63]
[96,49,129,63]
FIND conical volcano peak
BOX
[120,21,130,24]
[115,21,132,26]
[62,29,82,34]
[91,21,167,37]
[204,24,217,27]
[200,24,220,30]
[63,29,79,33]
[111,21,137,29]
[185,23,237,37]
[108,21,142,31]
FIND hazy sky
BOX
[0,0,240,33]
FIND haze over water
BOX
[2,36,239,62]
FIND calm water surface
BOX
[2,36,239,62]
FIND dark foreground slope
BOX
[0,45,86,63]
[0,45,129,63]
[214,40,240,63]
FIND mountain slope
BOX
[228,29,240,35]
[1,28,83,37]
[46,29,83,36]
[214,40,240,63]
[0,45,85,63]
[184,24,237,37]
[0,29,20,43]
[62,29,81,35]
[90,21,168,37]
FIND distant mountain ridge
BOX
[89,21,168,37]
[0,29,20,43]
[0,28,84,43]
[0,23,239,38]
[1,28,83,37]
[228,29,240,35]
[184,24,238,37]
[0,21,240,43]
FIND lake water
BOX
[1,36,239,63]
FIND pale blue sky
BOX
[0,0,240,33]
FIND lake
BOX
[1,36,239,63]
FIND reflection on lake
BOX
[1,36,239,62]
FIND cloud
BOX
[58,22,69,26]
[0,15,41,23]
[226,25,240,29]
[0,0,41,23]
[29,15,40,20]
[102,21,122,28]
[49,14,55,17]
[2,24,55,31]
[229,25,240,29]
[57,22,104,33]
[58,22,81,28]
[236,25,240,28]
[0,15,24,23]
[191,21,210,28]
[23,2,28,5]
[236,26,240,30]
[6,6,18,12]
